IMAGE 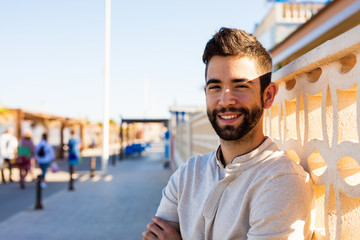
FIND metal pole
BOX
[69,166,74,191]
[90,156,96,178]
[119,117,124,160]
[34,175,43,210]
[102,0,111,172]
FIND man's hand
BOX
[142,217,181,240]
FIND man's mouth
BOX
[218,114,241,120]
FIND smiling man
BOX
[143,28,314,240]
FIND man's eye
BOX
[236,85,248,89]
[209,85,220,90]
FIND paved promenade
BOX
[0,148,172,240]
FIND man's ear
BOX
[263,83,277,109]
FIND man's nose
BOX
[219,88,236,108]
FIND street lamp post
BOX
[102,0,111,172]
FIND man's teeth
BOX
[220,114,239,119]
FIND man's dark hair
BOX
[42,133,48,140]
[202,27,272,93]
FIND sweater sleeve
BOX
[248,173,315,240]
[155,166,183,223]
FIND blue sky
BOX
[0,0,272,123]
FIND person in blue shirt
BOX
[68,130,81,177]
[35,133,55,188]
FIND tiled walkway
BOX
[0,150,172,240]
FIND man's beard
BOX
[207,105,263,141]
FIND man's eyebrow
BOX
[206,79,221,86]
[232,78,253,84]
[206,78,255,86]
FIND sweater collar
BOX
[215,137,277,172]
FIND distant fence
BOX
[172,25,360,240]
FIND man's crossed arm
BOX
[142,217,181,240]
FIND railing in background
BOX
[173,25,360,240]
[174,113,218,168]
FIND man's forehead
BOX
[207,55,256,66]
[206,55,260,80]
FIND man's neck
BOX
[219,130,266,166]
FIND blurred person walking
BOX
[17,129,35,188]
[0,127,18,183]
[68,130,81,179]
[35,133,55,188]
